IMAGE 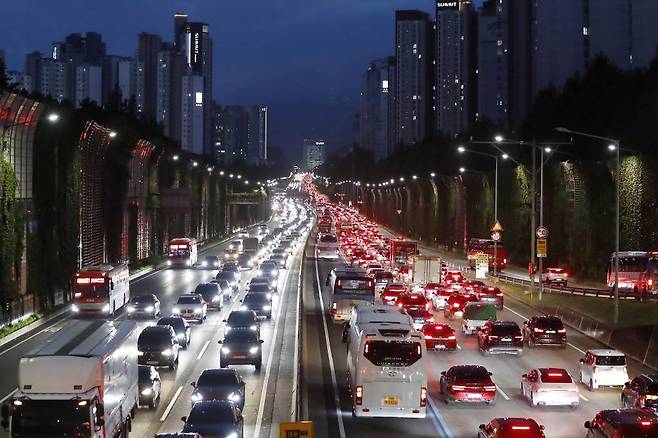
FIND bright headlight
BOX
[266,293,272,300]
[127,306,135,313]
[102,304,110,313]
[145,306,154,312]
[166,260,172,266]
[228,392,241,402]
[191,392,203,402]
[161,349,172,356]
[177,333,185,339]
[256,270,262,275]
[201,261,208,267]
[250,325,257,331]
[137,351,144,356]
[272,271,278,277]
[262,305,271,311]
[194,307,202,313]
[248,260,253,266]
[225,433,238,438]
[186,260,192,266]
[212,296,220,302]
[71,304,79,312]
[240,305,248,311]
[141,388,153,396]
[172,307,180,314]
[221,347,231,355]
[249,346,259,355]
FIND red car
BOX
[406,307,434,330]
[396,293,429,312]
[463,279,486,294]
[478,286,504,310]
[421,323,457,351]
[444,293,478,319]
[444,270,465,287]
[381,283,406,305]
[478,418,546,438]
[440,365,497,405]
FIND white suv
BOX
[542,267,568,286]
[579,349,628,391]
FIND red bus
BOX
[467,238,506,270]
[167,237,198,268]
[72,264,130,315]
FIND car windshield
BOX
[225,331,259,343]
[249,285,270,292]
[158,318,184,330]
[187,404,234,424]
[595,355,626,366]
[454,366,490,379]
[363,340,422,366]
[131,295,154,303]
[138,329,171,347]
[11,400,91,435]
[227,312,255,325]
[540,369,573,383]
[198,372,238,387]
[178,296,201,304]
[195,284,218,294]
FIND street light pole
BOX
[493,156,499,275]
[539,147,545,300]
[555,127,621,324]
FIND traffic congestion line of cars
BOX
[305,182,658,436]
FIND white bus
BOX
[345,305,427,418]
[317,233,340,260]
[327,266,375,322]
[167,237,198,268]
[72,264,130,315]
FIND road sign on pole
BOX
[491,231,501,242]
[475,252,489,279]
[536,239,547,258]
[535,226,549,239]
[280,422,314,438]
[491,220,504,232]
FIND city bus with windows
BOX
[607,251,658,296]
[345,308,427,418]
[167,237,198,268]
[327,266,375,322]
[317,232,340,260]
[72,264,130,315]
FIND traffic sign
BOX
[280,421,313,438]
[536,239,547,258]
[491,220,504,232]
[475,252,489,279]
[491,231,501,242]
[535,226,549,239]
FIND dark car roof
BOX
[197,368,240,385]
[157,316,187,329]
[227,310,258,323]
[224,331,260,343]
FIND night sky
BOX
[0,0,481,162]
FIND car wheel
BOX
[530,392,536,407]
[148,396,156,409]
[220,360,228,368]
[169,357,178,370]
[589,379,595,392]
[486,398,496,406]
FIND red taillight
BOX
[424,335,434,339]
[420,387,427,407]
[484,385,496,392]
[425,303,430,311]
[447,335,456,340]
[355,385,363,405]
[332,302,337,311]
[336,280,342,288]
[365,342,369,354]
[534,328,543,333]
[649,279,653,287]
[74,292,82,298]
[515,335,523,340]
[496,293,503,297]
[511,426,530,431]
[558,329,566,333]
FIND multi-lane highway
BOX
[302,225,657,437]
[0,217,304,438]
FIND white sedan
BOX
[521,368,580,408]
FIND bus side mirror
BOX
[584,421,592,429]
[109,281,114,291]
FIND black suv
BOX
[137,326,180,370]
[181,400,243,438]
[219,330,264,370]
[523,315,567,348]
[194,283,223,309]
[224,310,260,336]
[584,409,658,437]
[157,316,191,348]
[478,321,524,356]
[622,375,658,410]
[191,368,246,410]
[240,293,272,319]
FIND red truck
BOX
[467,238,507,270]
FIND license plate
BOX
[502,337,512,341]
[233,355,247,359]
[147,361,159,365]
[383,397,399,406]
[546,330,555,334]
[466,393,481,399]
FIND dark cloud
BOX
[1,0,457,161]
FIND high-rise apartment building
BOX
[395,10,434,147]
[40,59,71,102]
[215,105,269,164]
[435,0,475,135]
[360,58,391,161]
[156,44,185,141]
[477,0,508,124]
[181,74,205,155]
[304,139,325,171]
[117,59,145,113]
[75,64,102,107]
[137,33,163,121]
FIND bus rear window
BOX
[337,278,371,291]
[364,341,422,366]
[595,355,626,366]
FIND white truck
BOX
[1,320,139,438]
[411,256,442,286]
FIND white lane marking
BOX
[1,391,13,404]
[314,252,347,438]
[290,252,303,422]
[504,305,587,355]
[253,245,297,437]
[497,386,511,400]
[427,396,454,438]
[579,393,590,402]
[196,340,210,361]
[160,385,184,422]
